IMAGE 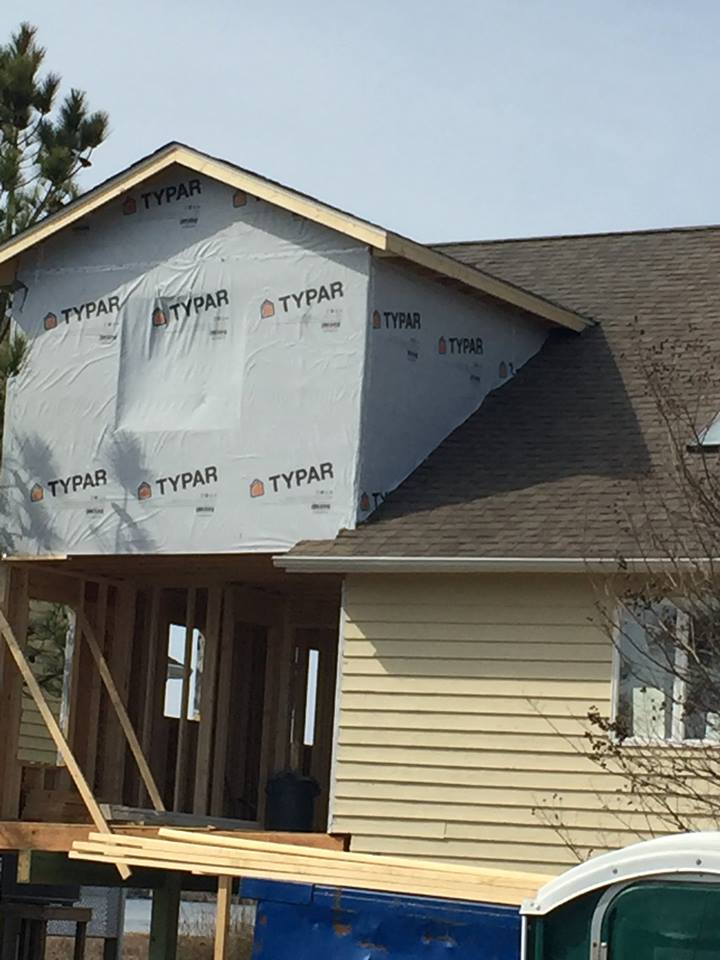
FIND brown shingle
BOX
[291,226,720,560]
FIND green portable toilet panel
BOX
[521,832,720,960]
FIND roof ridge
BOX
[432,221,720,247]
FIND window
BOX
[616,601,720,742]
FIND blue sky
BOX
[6,2,720,241]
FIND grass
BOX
[46,902,254,960]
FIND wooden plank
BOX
[0,566,29,817]
[101,583,137,801]
[214,877,232,960]
[139,588,160,806]
[210,594,234,816]
[83,581,108,788]
[193,586,223,815]
[76,609,165,812]
[0,821,346,853]
[70,838,544,905]
[0,609,130,880]
[174,588,197,812]
[82,833,539,886]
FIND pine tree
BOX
[0,22,108,432]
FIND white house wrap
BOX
[1,167,549,556]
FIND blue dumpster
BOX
[241,877,520,959]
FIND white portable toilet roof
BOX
[522,832,720,916]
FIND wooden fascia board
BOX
[0,143,585,333]
[172,147,389,249]
[0,145,389,270]
[383,233,590,332]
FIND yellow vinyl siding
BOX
[18,692,60,764]
[331,572,631,875]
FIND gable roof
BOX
[0,142,587,332]
[281,224,720,570]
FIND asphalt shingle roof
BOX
[290,226,720,560]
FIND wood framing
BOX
[83,581,107,787]
[75,608,164,812]
[0,609,130,879]
[0,565,29,817]
[210,593,235,816]
[173,587,197,811]
[0,143,588,332]
[100,583,137,801]
[0,821,346,853]
[193,585,223,815]
[214,877,232,960]
[139,587,160,806]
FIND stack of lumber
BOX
[69,828,548,906]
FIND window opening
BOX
[164,623,203,720]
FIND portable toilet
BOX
[521,832,720,959]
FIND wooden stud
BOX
[84,581,108,788]
[139,588,160,806]
[67,583,85,758]
[272,606,294,774]
[192,587,223,815]
[174,587,197,812]
[210,594,234,817]
[214,876,232,960]
[0,608,130,879]
[101,584,137,802]
[75,608,165,812]
[0,565,29,817]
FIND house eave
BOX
[275,555,710,574]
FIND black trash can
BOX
[265,770,320,831]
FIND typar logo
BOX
[250,462,334,497]
[36,469,108,499]
[152,290,229,328]
[438,336,484,356]
[360,490,387,512]
[260,299,275,319]
[140,179,201,209]
[137,481,152,501]
[275,282,344,315]
[374,310,421,331]
[43,296,121,331]
[137,466,218,498]
[233,189,248,208]
[122,196,137,215]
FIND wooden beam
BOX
[210,594,234,816]
[139,588,160,806]
[76,608,165,812]
[0,565,29,817]
[214,877,232,960]
[271,607,294,778]
[193,586,223,815]
[0,609,130,880]
[0,821,346,853]
[83,581,108,788]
